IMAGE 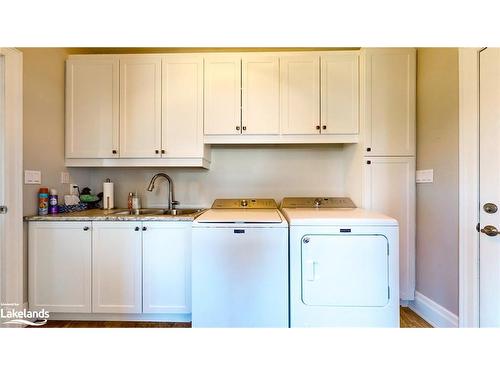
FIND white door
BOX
[162,55,204,158]
[320,53,359,135]
[119,56,162,158]
[192,226,288,327]
[143,222,191,314]
[241,55,280,135]
[479,48,500,327]
[301,235,389,306]
[66,57,119,158]
[0,49,22,312]
[92,222,143,313]
[28,222,92,313]
[280,55,320,135]
[363,156,416,300]
[204,55,241,135]
[363,48,416,156]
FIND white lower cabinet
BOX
[92,221,143,313]
[363,157,416,300]
[29,220,192,317]
[29,222,92,313]
[142,222,191,313]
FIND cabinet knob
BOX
[367,160,371,165]
[155,150,159,154]
[236,126,240,131]
[315,125,320,130]
[366,147,371,152]
[112,150,117,154]
[242,126,247,131]
[161,150,165,154]
[134,226,140,231]
[83,226,90,231]
[142,227,147,231]
[322,125,327,130]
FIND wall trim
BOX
[409,291,458,328]
[458,47,482,328]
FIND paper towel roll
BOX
[103,180,114,209]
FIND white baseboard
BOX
[409,291,458,328]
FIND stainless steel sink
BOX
[110,208,203,216]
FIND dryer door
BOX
[301,234,389,307]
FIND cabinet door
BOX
[363,157,416,300]
[162,55,204,157]
[143,222,191,314]
[280,55,320,135]
[66,57,119,158]
[364,48,416,156]
[204,55,241,135]
[119,56,162,158]
[29,222,92,313]
[241,55,280,135]
[320,53,359,135]
[92,222,142,313]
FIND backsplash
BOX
[77,145,347,209]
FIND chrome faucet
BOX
[146,173,179,210]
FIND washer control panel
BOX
[281,197,356,209]
[212,199,278,209]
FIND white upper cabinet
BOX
[241,55,280,135]
[66,57,119,158]
[280,55,320,135]
[119,56,162,158]
[364,48,416,156]
[162,55,204,157]
[320,53,359,135]
[204,55,242,135]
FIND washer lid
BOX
[195,209,283,223]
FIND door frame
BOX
[458,47,484,327]
[0,48,23,310]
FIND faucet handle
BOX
[172,200,180,208]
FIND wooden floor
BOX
[29,307,431,328]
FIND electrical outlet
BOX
[416,169,434,183]
[60,172,70,184]
[24,170,41,184]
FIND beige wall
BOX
[21,48,90,216]
[416,48,459,314]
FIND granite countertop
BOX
[24,208,207,222]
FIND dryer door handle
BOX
[305,260,318,281]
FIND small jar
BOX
[127,192,133,210]
[131,193,141,213]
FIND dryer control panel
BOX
[281,197,356,209]
[212,199,278,209]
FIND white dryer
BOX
[192,199,288,328]
[281,197,399,327]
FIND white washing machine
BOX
[281,197,399,327]
[192,199,288,328]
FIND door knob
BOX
[484,203,498,214]
[481,225,499,237]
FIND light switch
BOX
[416,169,433,183]
[24,170,41,184]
